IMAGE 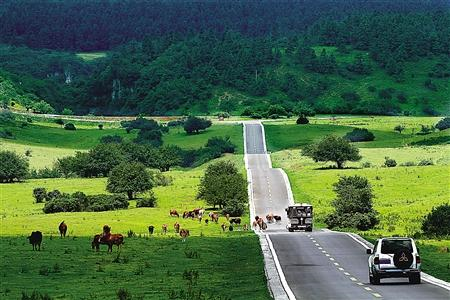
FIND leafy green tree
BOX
[155,145,182,172]
[64,123,76,130]
[325,175,378,230]
[33,187,47,203]
[0,150,29,182]
[302,135,361,169]
[134,128,163,147]
[422,204,450,236]
[197,161,247,210]
[107,162,153,200]
[32,100,55,114]
[294,102,315,124]
[344,128,375,142]
[184,116,212,134]
[61,108,73,115]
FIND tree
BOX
[294,102,315,124]
[197,161,247,211]
[184,116,212,134]
[343,128,375,142]
[61,108,73,115]
[435,117,450,131]
[107,162,152,200]
[422,204,450,236]
[64,123,76,130]
[54,118,65,126]
[155,145,182,172]
[302,135,361,169]
[32,101,55,114]
[33,187,47,203]
[325,175,379,230]
[98,124,104,130]
[0,151,29,182]
[394,125,405,134]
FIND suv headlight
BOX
[305,218,312,224]
[290,219,299,225]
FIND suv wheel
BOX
[288,228,294,232]
[370,273,380,285]
[409,273,421,284]
[306,226,312,232]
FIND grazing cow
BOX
[169,209,179,217]
[230,218,241,225]
[274,215,282,223]
[180,229,190,242]
[243,224,249,231]
[229,225,234,232]
[28,231,43,251]
[221,223,226,232]
[266,213,274,223]
[58,221,67,238]
[92,233,124,252]
[183,211,194,219]
[174,222,180,233]
[209,212,219,223]
[197,209,204,219]
[192,208,202,216]
[205,219,209,225]
[148,225,154,235]
[162,224,168,234]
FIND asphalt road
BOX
[244,122,450,300]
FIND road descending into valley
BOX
[244,122,450,300]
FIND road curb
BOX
[345,232,450,291]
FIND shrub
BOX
[250,113,262,119]
[167,119,184,127]
[136,192,157,208]
[268,114,279,119]
[116,288,132,300]
[222,198,246,217]
[0,129,15,139]
[98,124,104,130]
[54,118,64,126]
[296,116,309,124]
[28,167,61,179]
[33,188,47,203]
[418,159,433,166]
[183,116,212,134]
[43,193,128,213]
[206,136,236,154]
[422,204,450,236]
[394,125,405,134]
[344,128,375,142]
[149,171,173,187]
[64,123,76,130]
[435,117,450,131]
[61,108,73,115]
[400,161,416,167]
[361,162,372,168]
[0,150,29,182]
[100,135,123,144]
[419,125,434,135]
[384,157,397,167]
[241,107,253,116]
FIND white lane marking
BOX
[318,247,323,250]
[333,262,339,266]
[312,240,316,243]
[321,250,327,253]
[372,293,382,298]
[338,267,344,271]
[350,277,358,281]
[364,287,372,291]
[325,254,330,257]
[344,272,351,276]
[357,282,364,286]
[266,234,296,300]
[329,258,335,261]
[315,243,320,246]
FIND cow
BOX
[162,224,168,234]
[243,224,249,231]
[266,213,274,223]
[58,221,67,238]
[174,222,180,233]
[221,223,226,232]
[204,219,209,225]
[28,231,42,251]
[92,233,124,252]
[169,209,179,217]
[148,225,154,235]
[180,229,190,242]
[230,218,241,225]
[274,215,282,223]
[209,212,219,223]
[183,211,194,219]
[225,214,230,221]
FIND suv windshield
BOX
[381,239,413,254]
[287,206,312,218]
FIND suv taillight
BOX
[374,257,380,265]
[416,256,421,264]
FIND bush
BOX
[0,150,29,182]
[183,116,212,134]
[135,192,157,208]
[296,116,309,124]
[222,198,245,217]
[98,124,104,130]
[28,167,61,179]
[64,123,76,130]
[250,113,262,119]
[33,188,47,203]
[100,135,123,144]
[325,211,379,231]
[344,128,375,142]
[400,161,416,167]
[54,118,64,126]
[394,125,405,134]
[167,119,184,127]
[422,204,450,236]
[0,129,15,139]
[61,108,73,115]
[418,159,433,166]
[419,124,434,135]
[43,192,128,213]
[268,114,279,119]
[384,157,397,167]
[361,162,372,168]
[435,117,450,131]
[206,136,236,154]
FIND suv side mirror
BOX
[366,249,372,254]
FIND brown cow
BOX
[28,231,42,251]
[92,233,124,252]
[59,221,67,238]
[180,229,190,242]
[162,224,168,234]
[169,209,179,217]
[209,212,219,223]
[266,213,274,223]
[174,222,180,233]
[243,224,249,231]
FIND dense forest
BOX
[0,0,449,116]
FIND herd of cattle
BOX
[27,210,282,252]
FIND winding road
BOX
[244,122,450,300]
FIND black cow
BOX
[148,225,154,235]
[230,218,241,225]
[28,231,43,251]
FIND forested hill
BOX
[1,0,449,51]
[0,1,449,116]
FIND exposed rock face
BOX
[112,79,122,101]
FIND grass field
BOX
[0,234,269,299]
